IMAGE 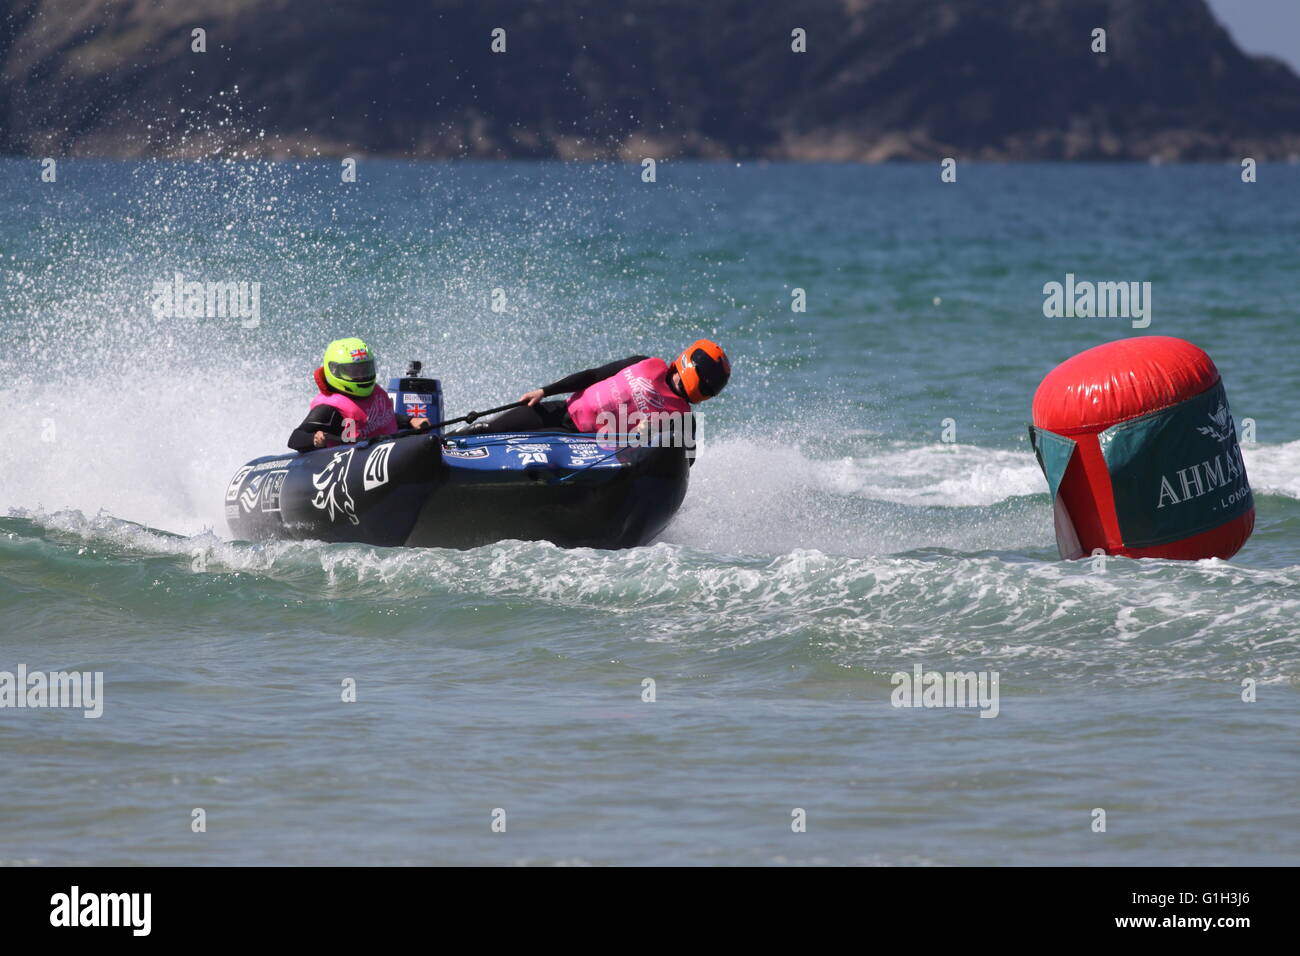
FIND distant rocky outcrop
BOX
[2,0,1298,161]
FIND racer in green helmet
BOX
[287,337,430,451]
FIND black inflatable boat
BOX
[224,368,690,549]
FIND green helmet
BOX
[322,337,377,397]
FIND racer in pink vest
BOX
[287,337,430,452]
[455,340,730,436]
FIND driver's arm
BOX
[540,355,649,396]
[288,405,344,452]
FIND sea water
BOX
[0,160,1296,864]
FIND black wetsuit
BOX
[287,405,423,452]
[459,355,655,434]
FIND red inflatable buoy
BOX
[1029,336,1253,560]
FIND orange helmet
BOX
[671,339,731,403]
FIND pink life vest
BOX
[308,367,397,444]
[566,357,690,433]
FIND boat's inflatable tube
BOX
[1029,336,1253,560]
[225,430,690,550]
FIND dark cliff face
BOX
[2,0,1299,160]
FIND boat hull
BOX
[224,431,689,550]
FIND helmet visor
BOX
[328,359,376,383]
[689,349,728,397]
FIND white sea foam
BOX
[0,370,298,535]
[1243,439,1300,499]
[663,436,1049,556]
[816,442,1046,506]
[9,508,1297,686]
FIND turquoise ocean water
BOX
[0,160,1297,864]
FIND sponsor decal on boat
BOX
[563,443,606,464]
[443,445,489,459]
[403,393,432,415]
[239,473,266,511]
[225,466,252,501]
[311,447,358,524]
[260,470,287,512]
[249,458,293,473]
[363,443,394,491]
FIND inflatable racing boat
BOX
[224,366,690,550]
